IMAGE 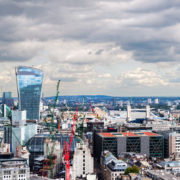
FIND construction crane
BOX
[63,108,78,180]
[90,102,95,113]
[42,80,61,178]
[76,114,85,141]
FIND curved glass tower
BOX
[16,66,43,121]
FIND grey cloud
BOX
[0,0,179,64]
[51,76,77,82]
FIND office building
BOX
[94,132,164,161]
[72,143,94,179]
[169,132,180,156]
[162,132,180,158]
[12,110,26,126]
[16,66,43,121]
[12,124,37,153]
[0,158,30,180]
[2,92,14,107]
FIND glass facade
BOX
[16,66,43,121]
[126,137,141,153]
[26,134,77,170]
[149,136,164,158]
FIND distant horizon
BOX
[3,95,180,98]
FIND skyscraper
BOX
[16,66,43,121]
[2,92,14,107]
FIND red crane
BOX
[63,108,78,180]
[90,102,95,113]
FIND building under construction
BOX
[26,133,77,172]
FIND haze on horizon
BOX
[0,0,180,97]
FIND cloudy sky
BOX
[0,0,180,96]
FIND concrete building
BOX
[162,132,180,158]
[169,132,180,156]
[154,98,159,104]
[12,110,26,126]
[101,151,127,180]
[0,158,30,180]
[72,143,94,180]
[127,104,131,122]
[146,169,178,180]
[94,131,164,161]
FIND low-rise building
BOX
[101,151,127,180]
[0,158,30,180]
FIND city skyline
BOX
[0,1,180,96]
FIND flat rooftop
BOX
[99,131,161,138]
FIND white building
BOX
[154,98,159,104]
[101,151,127,180]
[72,143,94,180]
[169,132,180,156]
[12,110,26,126]
[0,159,30,180]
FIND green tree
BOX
[124,165,140,175]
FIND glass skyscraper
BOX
[16,66,43,121]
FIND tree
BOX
[124,165,140,175]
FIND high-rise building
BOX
[16,66,43,121]
[12,110,26,126]
[72,143,94,179]
[2,92,14,107]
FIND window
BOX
[4,171,11,175]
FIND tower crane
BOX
[41,80,61,178]
[63,108,78,180]
[90,102,95,113]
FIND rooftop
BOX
[99,131,161,138]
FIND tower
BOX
[146,105,150,120]
[127,104,131,122]
[16,66,43,121]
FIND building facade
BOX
[16,66,43,121]
[72,143,94,179]
[12,124,37,153]
[101,151,127,180]
[0,158,30,180]
[168,132,180,157]
[94,132,164,161]
[12,110,26,126]
[2,92,14,107]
